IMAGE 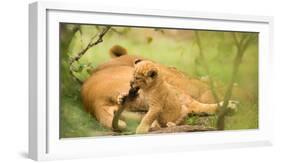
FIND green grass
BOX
[60,97,113,138]
[60,24,259,138]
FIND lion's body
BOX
[81,45,238,130]
[82,65,147,129]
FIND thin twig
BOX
[112,106,126,132]
[112,87,140,132]
[232,32,240,47]
[78,27,84,50]
[194,31,253,130]
[69,69,83,84]
[68,26,111,84]
[194,31,221,106]
[69,26,111,66]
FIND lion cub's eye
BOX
[135,77,142,80]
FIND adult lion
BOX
[81,45,238,130]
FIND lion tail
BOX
[109,45,127,58]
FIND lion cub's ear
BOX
[147,70,158,79]
[134,59,143,65]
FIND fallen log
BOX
[149,125,216,134]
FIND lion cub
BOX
[129,59,189,134]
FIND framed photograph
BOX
[29,1,274,161]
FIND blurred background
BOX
[60,24,258,138]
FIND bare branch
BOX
[69,69,83,84]
[112,106,126,132]
[112,87,140,132]
[69,26,111,66]
[68,26,111,84]
[194,31,253,130]
[217,33,253,130]
[194,31,221,106]
[232,32,240,47]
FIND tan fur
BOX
[81,45,239,130]
[131,60,188,134]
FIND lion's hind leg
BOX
[188,99,239,115]
[174,105,190,125]
[188,99,218,115]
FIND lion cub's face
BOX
[131,59,159,90]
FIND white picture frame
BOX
[29,1,274,161]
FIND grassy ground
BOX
[60,24,258,138]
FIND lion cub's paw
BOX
[150,120,161,131]
[166,122,176,127]
[136,125,150,134]
[151,120,161,129]
[117,92,128,105]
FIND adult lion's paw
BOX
[136,125,150,134]
[220,100,239,112]
[117,92,128,105]
[227,100,239,112]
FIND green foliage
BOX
[60,24,259,138]
[60,97,113,138]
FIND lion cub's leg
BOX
[165,105,189,127]
[136,106,161,134]
[150,104,189,128]
[161,104,189,128]
[173,105,190,125]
